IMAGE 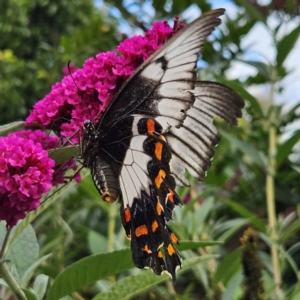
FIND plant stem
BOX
[0,229,11,258]
[108,204,117,284]
[108,204,117,253]
[0,230,27,300]
[266,78,281,293]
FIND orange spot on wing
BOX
[156,200,162,215]
[155,142,163,160]
[168,189,174,203]
[124,208,131,223]
[170,232,179,244]
[147,119,155,134]
[155,169,166,188]
[151,220,159,232]
[135,225,148,237]
[167,243,175,256]
[143,244,151,253]
[158,250,163,258]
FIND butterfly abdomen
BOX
[92,156,119,203]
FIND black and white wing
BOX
[82,8,244,281]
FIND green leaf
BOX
[215,219,249,241]
[224,200,266,232]
[92,255,217,300]
[177,240,223,251]
[222,270,243,300]
[33,274,49,300]
[276,130,300,168]
[238,60,272,79]
[88,231,109,254]
[232,0,266,23]
[1,224,39,283]
[259,233,299,276]
[212,248,242,287]
[277,23,300,67]
[21,254,52,287]
[221,131,268,169]
[193,197,215,233]
[46,249,134,300]
[0,121,26,136]
[48,146,79,165]
[22,288,39,300]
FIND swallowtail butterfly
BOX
[81,8,244,281]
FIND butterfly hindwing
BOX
[166,82,244,186]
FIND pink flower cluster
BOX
[0,130,80,228]
[0,131,55,228]
[12,130,81,186]
[26,21,177,142]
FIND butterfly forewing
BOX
[82,8,244,281]
[97,9,226,131]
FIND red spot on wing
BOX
[124,207,131,223]
[147,119,155,134]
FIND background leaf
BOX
[277,23,300,67]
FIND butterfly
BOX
[80,8,244,281]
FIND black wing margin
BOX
[166,81,244,186]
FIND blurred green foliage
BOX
[1,0,300,299]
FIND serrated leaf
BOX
[33,274,49,300]
[92,255,217,300]
[277,23,300,67]
[48,146,79,165]
[46,249,134,300]
[0,121,26,136]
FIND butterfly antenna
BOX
[68,61,80,91]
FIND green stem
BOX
[108,204,117,253]
[0,229,11,258]
[0,230,27,300]
[266,78,281,293]
[108,204,117,284]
